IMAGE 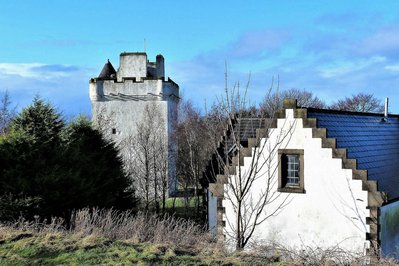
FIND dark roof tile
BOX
[98,59,116,79]
[308,110,399,201]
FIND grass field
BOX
[0,230,280,265]
[1,209,398,265]
[0,209,281,265]
[163,197,203,221]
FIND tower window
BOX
[112,128,116,134]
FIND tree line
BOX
[0,88,385,224]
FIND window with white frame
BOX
[286,154,300,185]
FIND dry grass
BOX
[251,242,399,266]
[1,209,399,265]
[71,208,213,249]
[1,208,215,252]
[0,209,225,265]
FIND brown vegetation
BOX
[1,209,398,265]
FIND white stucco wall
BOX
[91,99,169,145]
[117,53,147,81]
[223,109,369,252]
[90,53,179,195]
[166,95,179,192]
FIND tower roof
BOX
[98,59,116,79]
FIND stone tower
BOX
[89,52,179,194]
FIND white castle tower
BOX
[89,52,179,195]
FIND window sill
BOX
[278,187,305,194]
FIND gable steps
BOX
[300,113,386,258]
[247,137,258,148]
[256,128,268,139]
[352,169,368,181]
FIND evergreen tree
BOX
[0,98,135,222]
[11,96,64,145]
[61,116,134,212]
[0,98,62,211]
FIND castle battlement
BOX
[92,76,178,85]
[90,54,177,102]
[90,76,179,102]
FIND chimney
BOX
[384,97,389,118]
[156,54,165,78]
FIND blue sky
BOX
[1,1,399,116]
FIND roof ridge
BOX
[307,107,399,117]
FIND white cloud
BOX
[0,63,81,79]
[0,63,42,78]
[228,29,291,58]
[384,64,399,72]
[361,26,399,56]
[0,63,90,116]
[319,56,386,78]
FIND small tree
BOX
[206,76,293,250]
[330,93,384,112]
[0,97,64,206]
[0,91,15,135]
[176,99,214,217]
[260,88,325,117]
[125,104,168,213]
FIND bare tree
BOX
[125,104,168,213]
[0,91,16,135]
[175,99,214,217]
[92,103,170,214]
[330,93,384,112]
[206,76,294,250]
[91,104,117,141]
[259,88,325,117]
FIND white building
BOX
[89,52,179,194]
[205,99,399,258]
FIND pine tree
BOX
[61,116,134,213]
[0,98,135,222]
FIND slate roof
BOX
[98,60,116,79]
[202,118,268,185]
[225,118,268,149]
[307,108,399,201]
